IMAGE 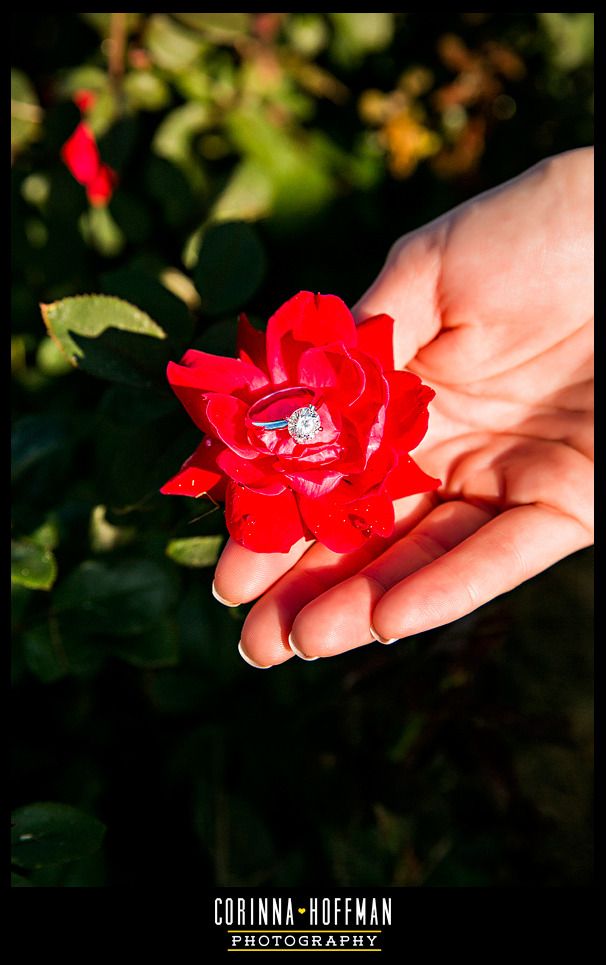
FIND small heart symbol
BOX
[298,908,306,914]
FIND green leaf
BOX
[40,294,166,366]
[145,14,204,72]
[79,206,125,257]
[100,265,193,347]
[153,102,212,164]
[89,505,136,554]
[194,221,267,315]
[167,536,223,568]
[211,159,274,224]
[36,336,73,377]
[54,559,177,637]
[226,109,335,226]
[80,12,141,36]
[11,803,106,870]
[539,13,594,71]
[173,12,251,36]
[30,517,60,552]
[11,69,41,153]
[69,329,171,388]
[11,539,57,591]
[329,13,394,65]
[124,70,171,111]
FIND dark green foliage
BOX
[11,12,593,888]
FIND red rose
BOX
[60,92,118,207]
[161,291,440,553]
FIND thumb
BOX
[352,218,447,370]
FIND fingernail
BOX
[212,580,239,607]
[238,641,273,669]
[288,632,319,661]
[369,624,398,645]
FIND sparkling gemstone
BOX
[287,405,322,444]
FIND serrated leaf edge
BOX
[40,294,167,366]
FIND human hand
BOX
[213,147,594,667]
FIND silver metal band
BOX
[250,419,290,429]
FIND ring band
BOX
[251,418,289,429]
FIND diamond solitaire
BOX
[287,405,322,444]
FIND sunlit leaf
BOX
[226,109,335,225]
[100,265,194,346]
[212,160,274,223]
[145,14,204,72]
[11,69,41,153]
[286,13,329,57]
[124,70,171,111]
[36,336,73,377]
[539,13,594,71]
[89,505,136,554]
[30,517,60,552]
[79,206,125,257]
[40,294,166,372]
[11,539,57,591]
[167,536,223,568]
[173,12,251,36]
[80,13,141,36]
[329,13,395,65]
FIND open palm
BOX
[213,148,593,667]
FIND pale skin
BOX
[212,147,594,668]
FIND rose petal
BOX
[274,443,342,468]
[266,291,358,383]
[205,394,259,458]
[61,122,100,185]
[237,313,268,374]
[73,89,97,113]
[226,482,308,552]
[215,448,285,494]
[167,351,269,434]
[283,467,343,498]
[160,437,224,497]
[386,453,441,500]
[169,350,268,397]
[297,343,366,406]
[339,349,388,467]
[337,445,396,498]
[86,163,118,207]
[298,487,395,553]
[356,313,394,371]
[385,372,435,452]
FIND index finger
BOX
[212,535,313,606]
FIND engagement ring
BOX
[252,404,322,444]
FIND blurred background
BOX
[11,12,593,887]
